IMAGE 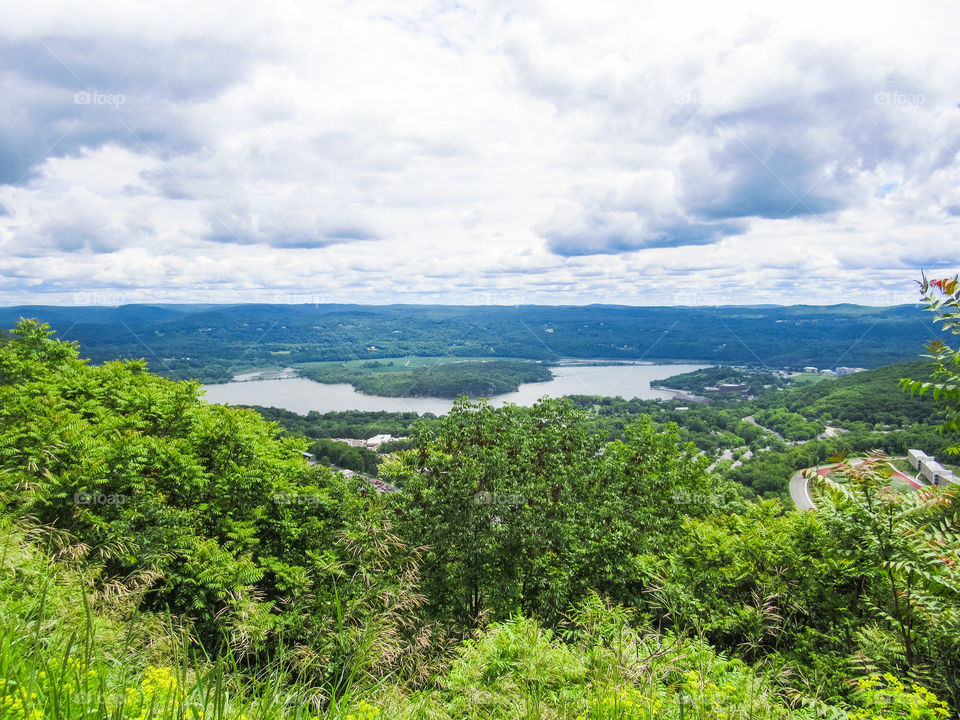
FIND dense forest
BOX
[2,294,959,718]
[243,407,426,440]
[0,302,935,382]
[297,358,553,398]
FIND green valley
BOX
[1,278,959,719]
[0,303,935,383]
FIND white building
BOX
[908,449,932,470]
[334,438,367,448]
[803,366,818,374]
[335,434,406,451]
[820,369,837,376]
[919,459,956,487]
[365,434,394,450]
[938,469,957,486]
[904,450,956,487]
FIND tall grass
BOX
[0,517,373,720]
[9,518,926,719]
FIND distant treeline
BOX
[246,407,426,439]
[0,302,938,382]
[651,365,788,395]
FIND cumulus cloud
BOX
[0,0,958,305]
[0,35,255,184]
[202,188,381,249]
[538,200,746,256]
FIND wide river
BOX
[201,363,708,415]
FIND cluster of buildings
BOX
[801,366,867,377]
[908,449,957,486]
[670,382,750,405]
[333,434,402,451]
[298,450,399,493]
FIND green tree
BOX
[901,275,960,455]
[383,398,722,625]
[0,319,379,659]
[643,499,858,699]
[383,398,593,623]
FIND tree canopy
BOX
[901,275,960,455]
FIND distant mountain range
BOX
[0,303,938,382]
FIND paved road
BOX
[790,460,924,511]
[790,469,818,510]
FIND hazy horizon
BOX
[0,299,928,309]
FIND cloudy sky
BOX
[0,0,957,306]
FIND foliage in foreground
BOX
[812,453,960,706]
[10,516,949,720]
[901,275,960,455]
[0,319,426,689]
[2,311,960,718]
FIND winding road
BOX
[790,469,818,511]
[790,461,924,510]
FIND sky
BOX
[0,0,958,307]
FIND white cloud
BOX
[0,0,958,306]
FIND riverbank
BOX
[202,362,710,414]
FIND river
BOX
[201,362,709,415]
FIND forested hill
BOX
[2,318,959,718]
[756,360,938,424]
[0,302,936,381]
